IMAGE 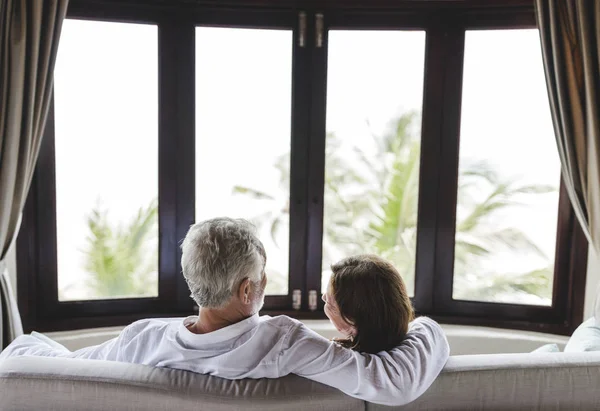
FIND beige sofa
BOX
[1,352,600,410]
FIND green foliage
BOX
[82,199,158,299]
[453,266,553,303]
[236,111,558,303]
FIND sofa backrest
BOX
[0,356,363,411]
[384,351,600,410]
[2,352,600,410]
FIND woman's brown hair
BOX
[330,254,415,354]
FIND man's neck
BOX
[189,306,252,334]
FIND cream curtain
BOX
[535,0,600,325]
[0,0,68,349]
[535,0,600,251]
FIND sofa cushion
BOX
[564,318,600,352]
[531,343,560,353]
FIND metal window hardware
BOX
[298,12,307,47]
[308,290,318,311]
[293,289,302,310]
[315,13,324,48]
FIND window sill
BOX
[45,319,569,355]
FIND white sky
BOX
[53,20,559,303]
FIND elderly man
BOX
[0,217,449,406]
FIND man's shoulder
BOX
[122,317,182,337]
[257,314,305,335]
[258,315,327,345]
[259,314,301,326]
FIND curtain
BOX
[535,0,600,251]
[535,1,600,325]
[1,261,21,348]
[0,0,68,349]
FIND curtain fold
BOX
[535,1,600,326]
[0,0,68,349]
[535,0,600,251]
[1,263,22,348]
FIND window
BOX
[453,30,560,306]
[195,27,293,296]
[18,0,587,334]
[322,30,426,296]
[54,20,159,302]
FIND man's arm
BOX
[277,317,449,407]
[0,332,122,361]
[0,324,141,362]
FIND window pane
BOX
[55,20,158,301]
[453,30,560,306]
[195,27,292,295]
[322,31,426,295]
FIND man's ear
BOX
[237,277,251,304]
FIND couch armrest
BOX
[368,352,600,410]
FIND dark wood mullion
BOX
[68,0,296,24]
[158,18,197,312]
[326,12,430,29]
[431,24,466,311]
[305,11,328,310]
[33,98,60,320]
[458,9,535,28]
[286,11,311,310]
[413,26,447,314]
[157,17,188,311]
[550,180,588,332]
[16,99,57,332]
[67,0,535,16]
[325,7,534,30]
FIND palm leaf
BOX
[486,227,547,258]
[82,200,158,299]
[232,186,276,201]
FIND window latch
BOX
[308,290,318,311]
[315,13,324,48]
[293,289,302,310]
[298,12,307,47]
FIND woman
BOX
[322,254,415,354]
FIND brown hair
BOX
[330,254,415,354]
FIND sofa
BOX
[1,352,600,410]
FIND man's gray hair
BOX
[181,217,266,308]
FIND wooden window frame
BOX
[18,0,587,335]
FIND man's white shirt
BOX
[0,315,449,406]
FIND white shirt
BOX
[0,315,449,406]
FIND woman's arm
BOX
[277,317,449,406]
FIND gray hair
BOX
[180,217,266,308]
